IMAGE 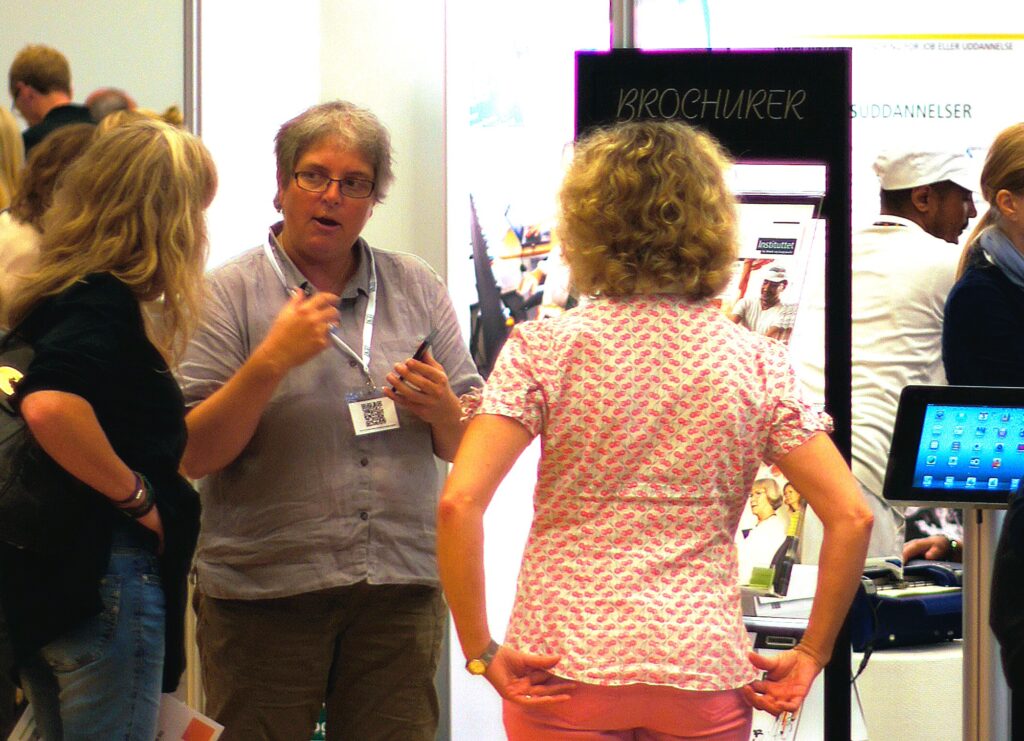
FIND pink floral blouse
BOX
[470,294,830,691]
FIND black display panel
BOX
[883,385,1024,508]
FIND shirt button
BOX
[349,359,358,367]
[360,457,369,467]
[359,511,369,521]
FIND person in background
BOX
[737,478,789,586]
[0,97,21,741]
[848,149,977,562]
[85,86,137,122]
[0,119,216,740]
[730,265,793,339]
[941,122,1024,699]
[782,482,802,518]
[0,109,24,210]
[8,44,93,153]
[944,124,1024,387]
[437,120,873,740]
[179,100,482,741]
[902,506,963,562]
[0,123,94,328]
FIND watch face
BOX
[466,658,487,675]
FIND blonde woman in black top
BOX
[1,119,216,740]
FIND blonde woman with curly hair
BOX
[0,118,216,740]
[438,120,872,739]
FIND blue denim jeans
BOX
[20,535,165,741]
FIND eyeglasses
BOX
[293,171,375,199]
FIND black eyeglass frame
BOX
[293,171,376,199]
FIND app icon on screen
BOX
[923,475,934,486]
[945,476,956,487]
[989,477,1000,488]
[967,476,977,488]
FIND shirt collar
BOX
[871,214,922,232]
[267,222,371,300]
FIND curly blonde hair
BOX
[558,120,737,300]
[7,119,217,361]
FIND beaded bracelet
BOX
[113,472,156,519]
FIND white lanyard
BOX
[262,235,379,385]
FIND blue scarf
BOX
[980,226,1024,291]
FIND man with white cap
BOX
[730,264,796,339]
[852,149,977,559]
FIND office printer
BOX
[849,559,962,652]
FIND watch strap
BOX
[465,639,500,675]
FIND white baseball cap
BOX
[873,150,976,192]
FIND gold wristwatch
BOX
[466,639,500,675]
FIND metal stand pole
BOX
[963,508,1011,740]
[610,0,635,49]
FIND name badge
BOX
[346,388,400,436]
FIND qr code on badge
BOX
[362,399,387,427]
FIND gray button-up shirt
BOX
[179,228,483,599]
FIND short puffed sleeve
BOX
[472,323,548,438]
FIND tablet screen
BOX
[912,403,1024,493]
[884,386,1024,508]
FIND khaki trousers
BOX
[196,581,445,741]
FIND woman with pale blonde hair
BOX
[942,123,1024,692]
[0,108,24,210]
[0,118,216,740]
[438,120,873,739]
[944,122,1024,386]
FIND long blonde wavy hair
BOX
[558,120,738,300]
[7,119,217,361]
[957,123,1024,278]
[0,108,24,210]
